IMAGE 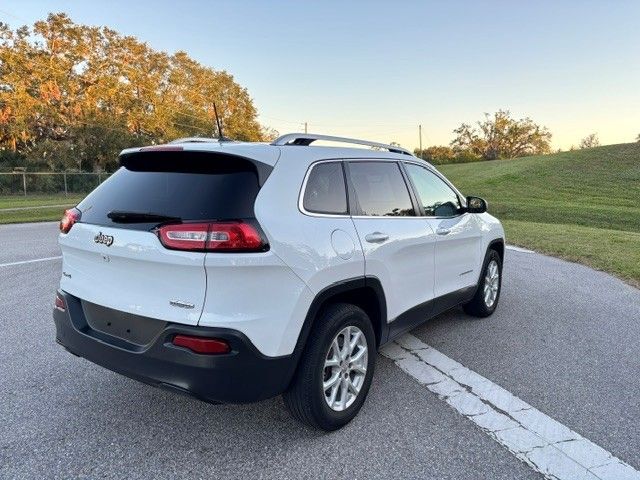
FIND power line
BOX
[0,8,28,22]
[259,114,421,130]
[259,115,305,125]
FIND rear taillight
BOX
[208,222,263,250]
[60,208,81,234]
[157,223,210,250]
[156,221,266,252]
[54,293,66,312]
[172,335,230,354]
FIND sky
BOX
[2,0,639,151]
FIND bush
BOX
[414,146,483,165]
[0,150,26,172]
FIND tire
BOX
[463,249,502,317]
[283,303,376,431]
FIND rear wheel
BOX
[283,303,376,431]
[463,249,502,317]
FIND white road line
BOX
[506,245,535,253]
[381,334,640,480]
[0,256,62,268]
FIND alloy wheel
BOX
[484,259,500,308]
[322,326,368,412]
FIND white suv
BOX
[54,133,504,430]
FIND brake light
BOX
[156,221,265,252]
[139,145,184,152]
[60,208,81,234]
[54,293,66,312]
[172,335,230,354]
[208,222,263,250]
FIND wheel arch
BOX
[488,238,505,263]
[292,277,387,361]
[470,238,505,296]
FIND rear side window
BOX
[302,162,347,215]
[77,151,268,230]
[347,162,415,217]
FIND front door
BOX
[403,162,483,298]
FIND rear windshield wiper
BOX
[107,210,182,224]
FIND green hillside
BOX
[440,143,640,286]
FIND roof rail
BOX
[169,137,235,144]
[271,133,413,156]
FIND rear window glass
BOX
[347,162,415,217]
[302,162,347,215]
[77,152,265,229]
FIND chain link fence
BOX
[0,172,112,196]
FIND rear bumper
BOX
[53,290,296,404]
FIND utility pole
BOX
[304,122,308,134]
[418,125,423,154]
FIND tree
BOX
[415,145,456,162]
[450,110,552,160]
[259,125,279,142]
[0,13,268,171]
[579,133,600,149]
[636,133,640,143]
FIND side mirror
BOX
[466,196,487,214]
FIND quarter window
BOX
[347,162,415,217]
[302,162,348,215]
[404,163,461,217]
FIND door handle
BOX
[365,232,389,243]
[436,228,451,236]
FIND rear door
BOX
[59,151,267,325]
[403,162,483,297]
[346,160,436,323]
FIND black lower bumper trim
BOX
[53,290,296,404]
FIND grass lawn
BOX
[439,142,640,287]
[0,194,84,224]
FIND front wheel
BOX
[283,303,376,431]
[463,249,502,317]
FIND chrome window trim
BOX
[299,157,453,220]
[298,159,350,218]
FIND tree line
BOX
[0,13,273,173]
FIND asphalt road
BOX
[1,222,638,479]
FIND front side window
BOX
[404,163,461,217]
[347,162,415,217]
[302,162,348,215]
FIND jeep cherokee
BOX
[53,133,505,430]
